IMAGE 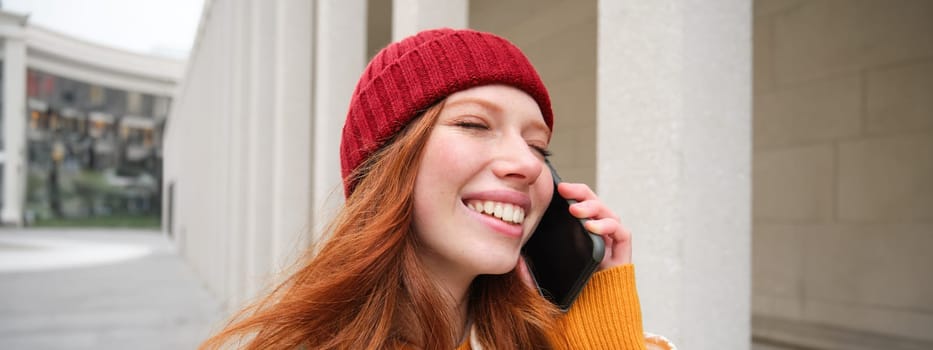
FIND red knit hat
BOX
[340,28,553,196]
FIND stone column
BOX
[220,0,251,309]
[244,0,277,298]
[271,0,314,268]
[1,17,27,226]
[392,0,467,40]
[310,0,366,241]
[596,1,751,349]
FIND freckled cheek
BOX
[415,140,479,207]
[538,184,553,209]
[421,139,478,177]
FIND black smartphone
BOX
[522,159,605,312]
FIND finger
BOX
[608,223,633,267]
[557,182,633,267]
[603,243,631,268]
[583,217,621,236]
[585,218,633,268]
[556,182,596,202]
[588,218,632,251]
[600,235,616,268]
[570,200,609,219]
[559,183,620,221]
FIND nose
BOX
[490,134,545,186]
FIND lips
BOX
[464,200,525,225]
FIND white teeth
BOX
[466,200,525,224]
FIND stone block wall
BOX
[753,0,933,345]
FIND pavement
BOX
[0,228,799,350]
[0,228,224,350]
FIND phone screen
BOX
[521,160,605,312]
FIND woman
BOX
[202,28,650,349]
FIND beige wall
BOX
[753,0,933,346]
[470,0,598,188]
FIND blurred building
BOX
[166,0,931,349]
[0,10,182,225]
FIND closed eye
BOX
[530,145,552,158]
[454,120,488,130]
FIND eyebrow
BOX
[527,121,551,137]
[444,97,503,114]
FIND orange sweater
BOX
[456,264,646,349]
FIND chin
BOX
[486,265,516,276]
[472,253,520,276]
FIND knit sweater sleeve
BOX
[552,264,646,350]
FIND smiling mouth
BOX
[464,200,525,225]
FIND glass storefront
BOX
[24,69,167,227]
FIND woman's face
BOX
[412,84,553,280]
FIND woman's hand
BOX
[558,182,632,270]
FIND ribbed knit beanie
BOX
[340,28,553,196]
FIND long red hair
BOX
[200,101,561,349]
